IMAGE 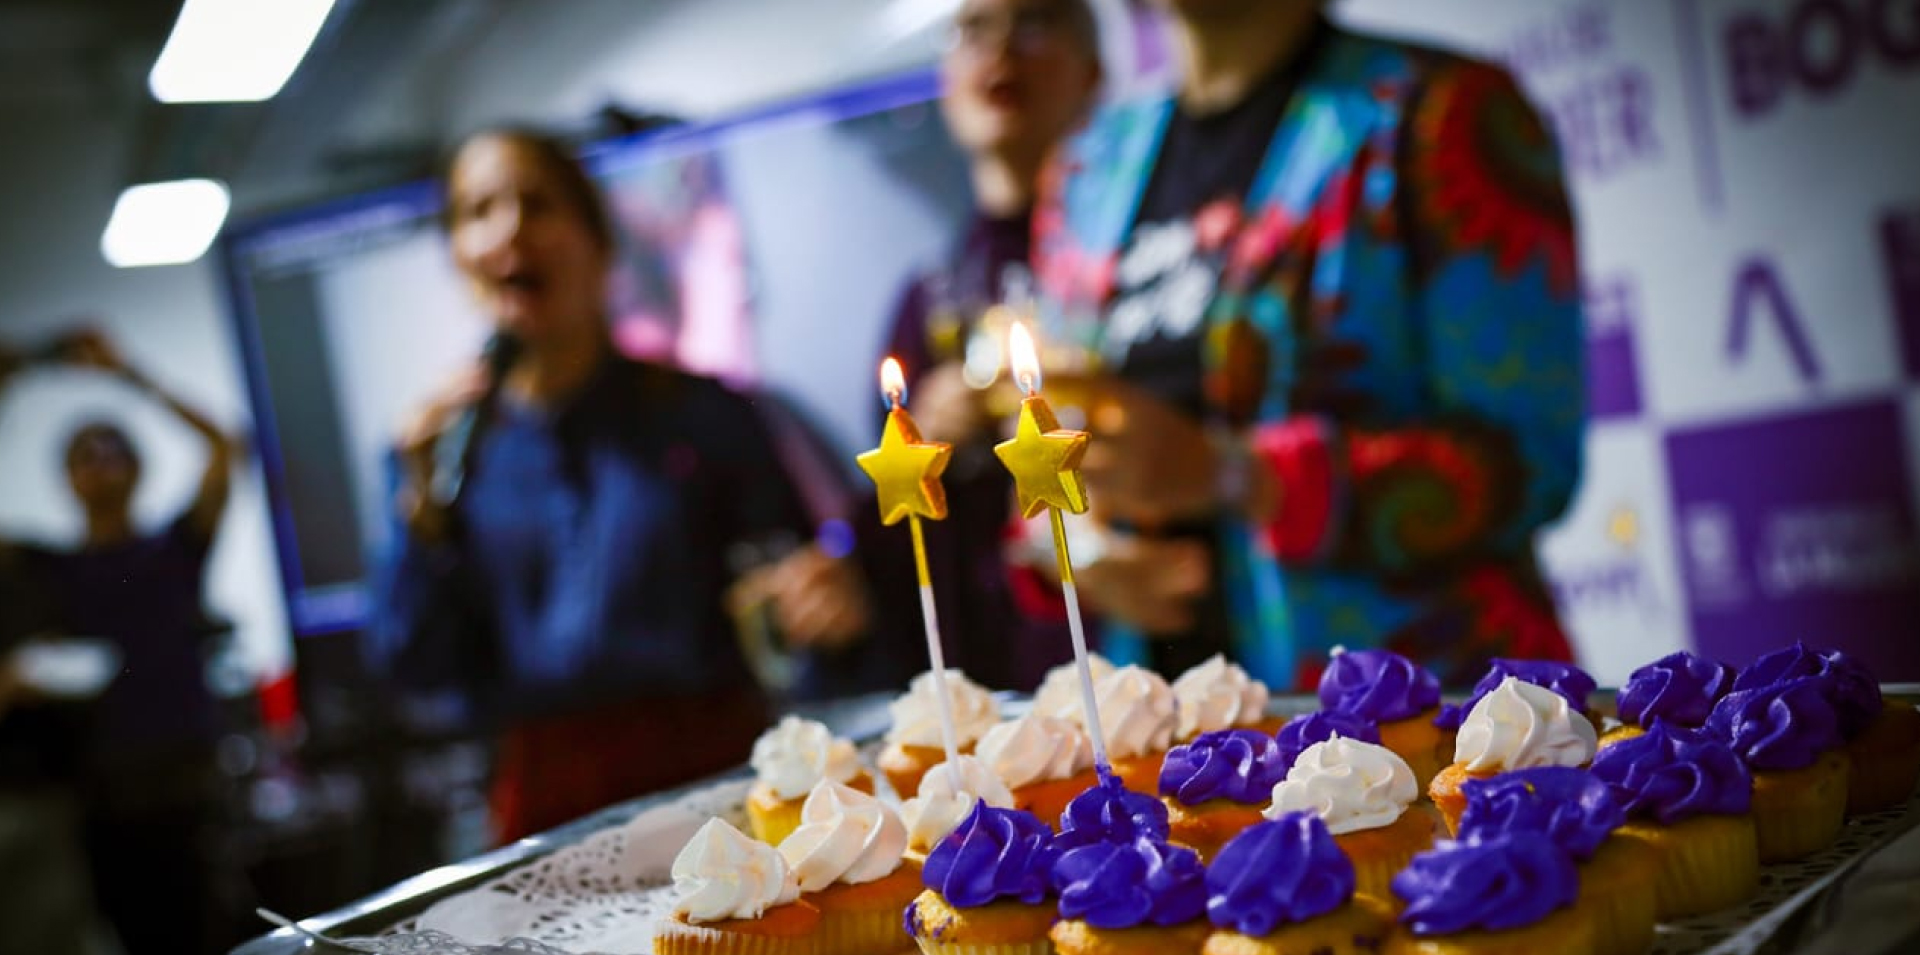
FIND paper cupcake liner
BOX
[1383,903,1595,955]
[654,918,822,955]
[1580,837,1657,955]
[1752,751,1849,863]
[817,906,913,955]
[1619,813,1759,920]
[912,941,1054,955]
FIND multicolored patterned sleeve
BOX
[1254,61,1585,575]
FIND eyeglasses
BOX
[946,4,1076,58]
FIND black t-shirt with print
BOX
[1102,23,1329,672]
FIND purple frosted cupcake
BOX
[1318,649,1446,789]
[1706,676,1849,862]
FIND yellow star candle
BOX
[857,357,962,763]
[993,322,1110,773]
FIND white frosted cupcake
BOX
[1172,653,1277,740]
[1067,665,1179,794]
[747,716,871,844]
[878,669,999,798]
[899,754,1015,858]
[975,713,1099,829]
[1266,735,1435,906]
[1031,653,1115,721]
[1430,676,1598,834]
[654,818,821,955]
[776,782,919,955]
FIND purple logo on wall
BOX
[1666,399,1920,678]
[1881,204,1920,380]
[1584,276,1643,419]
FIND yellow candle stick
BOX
[992,322,1110,773]
[856,358,962,763]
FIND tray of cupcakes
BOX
[316,643,1918,955]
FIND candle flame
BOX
[880,356,907,408]
[1008,321,1041,395]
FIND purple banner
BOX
[1584,277,1644,420]
[1881,204,1920,380]
[1666,399,1920,677]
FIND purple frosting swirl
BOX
[1589,720,1752,823]
[1159,729,1289,806]
[1206,813,1355,934]
[920,802,1058,908]
[1274,711,1381,773]
[1731,642,1881,739]
[1706,676,1841,771]
[1617,651,1735,728]
[1392,836,1578,935]
[1456,767,1623,861]
[1055,773,1171,853]
[1318,649,1440,722]
[1434,659,1597,730]
[1054,837,1207,929]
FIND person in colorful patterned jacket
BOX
[1024,0,1585,688]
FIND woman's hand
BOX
[1075,533,1212,636]
[728,545,870,651]
[394,365,490,544]
[910,362,988,446]
[1076,376,1276,528]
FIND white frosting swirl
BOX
[777,782,907,890]
[1172,654,1271,738]
[1086,665,1178,759]
[1264,735,1418,835]
[1454,676,1598,772]
[750,716,861,801]
[974,714,1095,789]
[1032,654,1115,721]
[671,818,799,923]
[885,669,999,749]
[899,755,1015,851]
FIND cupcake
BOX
[1318,649,1446,789]
[904,803,1060,955]
[654,818,822,955]
[1705,676,1849,862]
[1053,771,1173,853]
[1589,720,1758,918]
[1050,836,1210,954]
[1429,677,1597,835]
[1032,654,1116,721]
[1274,711,1381,774]
[1388,835,1593,955]
[1159,729,1290,862]
[1456,768,1651,955]
[1434,659,1599,735]
[881,670,1000,798]
[747,716,873,844]
[901,755,1016,859]
[974,714,1100,829]
[1203,813,1396,955]
[776,782,919,955]
[1073,665,1179,795]
[1173,654,1280,740]
[1735,642,1918,814]
[1265,736,1433,905]
[1615,651,1734,730]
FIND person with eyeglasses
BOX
[860,0,1104,694]
[1029,0,1586,689]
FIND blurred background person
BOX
[868,0,1103,691]
[1031,0,1584,687]
[367,129,871,843]
[0,337,97,955]
[12,329,236,954]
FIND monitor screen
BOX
[221,71,970,636]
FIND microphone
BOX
[429,331,522,509]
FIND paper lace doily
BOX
[323,776,1919,955]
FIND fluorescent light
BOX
[148,0,338,103]
[101,179,232,268]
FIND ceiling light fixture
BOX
[100,179,232,268]
[149,0,339,103]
